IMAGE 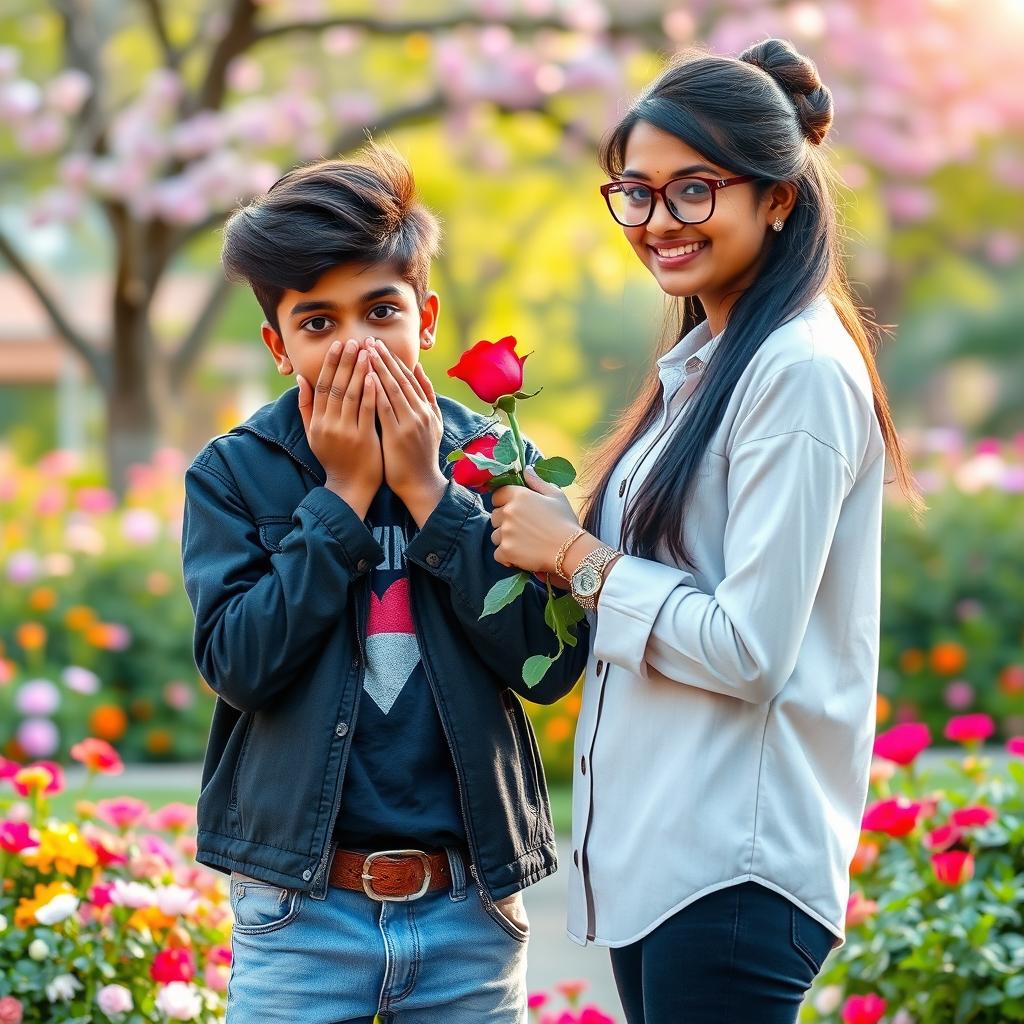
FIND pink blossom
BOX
[943,680,975,711]
[61,666,100,695]
[96,985,133,1016]
[1007,736,1024,758]
[75,487,116,514]
[15,679,60,716]
[16,718,59,758]
[6,550,40,584]
[96,796,150,831]
[950,805,997,828]
[45,69,92,116]
[0,820,38,854]
[150,802,197,833]
[944,713,996,744]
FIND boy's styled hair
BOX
[221,143,441,332]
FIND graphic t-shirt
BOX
[333,484,464,851]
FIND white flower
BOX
[35,892,80,925]
[110,879,156,909]
[28,938,50,961]
[155,981,203,1020]
[0,913,7,932]
[154,884,199,917]
[97,983,134,1015]
[45,973,83,1003]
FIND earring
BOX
[772,218,784,233]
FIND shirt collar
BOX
[656,319,722,388]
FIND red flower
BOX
[932,850,974,886]
[70,737,124,776]
[448,336,530,405]
[924,823,962,852]
[944,713,995,744]
[862,797,922,837]
[0,820,37,854]
[841,993,887,1024]
[845,891,878,928]
[150,948,195,984]
[452,435,501,492]
[950,805,997,829]
[873,722,931,765]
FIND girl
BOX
[489,38,920,1023]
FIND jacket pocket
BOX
[502,690,543,843]
[228,714,254,817]
[257,518,294,553]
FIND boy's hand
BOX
[297,338,382,520]
[367,339,447,528]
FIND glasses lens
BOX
[664,178,713,224]
[606,183,653,226]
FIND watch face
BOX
[573,564,602,597]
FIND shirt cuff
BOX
[297,486,383,575]
[404,479,481,578]
[593,554,694,677]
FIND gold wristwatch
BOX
[570,545,622,611]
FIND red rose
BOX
[862,797,922,837]
[932,849,974,886]
[950,805,997,829]
[841,993,887,1024]
[873,722,931,765]
[150,947,195,984]
[944,713,995,744]
[452,435,501,492]
[924,823,962,851]
[448,336,529,405]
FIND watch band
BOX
[570,544,622,611]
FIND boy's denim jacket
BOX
[181,386,588,902]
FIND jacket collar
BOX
[232,385,498,483]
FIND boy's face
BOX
[261,262,439,386]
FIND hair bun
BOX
[740,38,833,145]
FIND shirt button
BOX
[426,552,441,568]
[335,722,349,738]
[356,558,370,573]
[580,756,587,775]
[573,850,580,867]
[595,660,604,675]
[302,869,312,881]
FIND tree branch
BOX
[138,0,181,68]
[0,226,108,385]
[329,92,450,153]
[169,274,234,388]
[195,0,260,113]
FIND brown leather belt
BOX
[329,848,452,902]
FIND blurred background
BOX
[1,0,1023,777]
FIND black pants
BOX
[608,882,835,1024]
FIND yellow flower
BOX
[15,881,76,928]
[21,823,98,876]
[15,622,46,651]
[65,605,97,631]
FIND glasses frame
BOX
[600,174,757,228]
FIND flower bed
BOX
[0,738,230,1022]
[804,715,1024,1023]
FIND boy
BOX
[181,145,589,1023]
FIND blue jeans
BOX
[225,849,528,1023]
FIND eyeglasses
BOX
[600,174,756,228]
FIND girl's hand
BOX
[490,467,589,577]
[367,339,448,526]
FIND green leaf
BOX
[465,451,514,474]
[493,431,520,467]
[484,471,523,490]
[512,388,543,400]
[480,571,531,618]
[523,654,554,687]
[545,592,586,648]
[495,395,518,415]
[532,456,577,487]
[446,449,464,463]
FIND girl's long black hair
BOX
[580,38,921,565]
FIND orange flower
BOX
[15,880,76,928]
[563,693,582,715]
[931,642,967,676]
[15,622,46,651]
[898,649,925,673]
[89,705,128,742]
[543,716,573,743]
[875,694,891,725]
[998,665,1024,696]
[145,729,173,756]
[64,605,97,631]
[28,587,57,612]
[70,737,124,776]
[849,837,880,877]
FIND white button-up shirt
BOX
[567,294,885,948]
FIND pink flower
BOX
[15,718,59,758]
[924,824,962,852]
[578,1009,616,1024]
[528,993,549,1010]
[0,995,24,1024]
[862,797,922,838]
[89,882,116,908]
[0,820,37,854]
[70,737,123,775]
[11,760,64,796]
[96,796,149,831]
[149,802,196,833]
[845,891,879,928]
[554,980,587,1006]
[950,805,997,828]
[150,948,195,984]
[944,714,995,744]
[932,850,975,886]
[841,993,887,1024]
[75,486,116,514]
[1007,736,1024,758]
[96,984,133,1016]
[873,722,931,765]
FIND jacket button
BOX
[335,722,349,738]
[356,558,370,573]
[426,552,441,568]
[580,756,587,775]
[302,869,312,881]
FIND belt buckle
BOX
[361,849,432,902]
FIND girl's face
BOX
[617,121,792,316]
